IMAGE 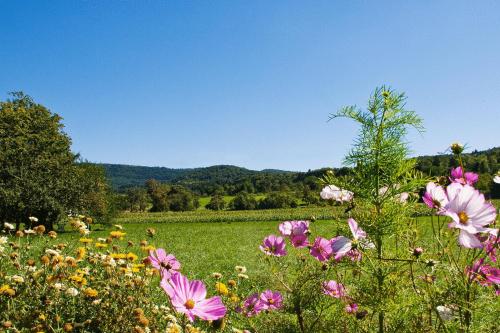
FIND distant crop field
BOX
[116,206,346,224]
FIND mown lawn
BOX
[51,215,437,281]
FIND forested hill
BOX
[100,146,500,197]
[100,164,295,192]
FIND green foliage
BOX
[0,92,110,230]
[205,194,226,210]
[326,86,428,332]
[258,192,298,209]
[126,187,150,212]
[229,192,258,210]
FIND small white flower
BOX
[113,224,123,230]
[0,236,8,245]
[494,174,500,184]
[45,249,60,256]
[238,273,249,279]
[53,283,65,291]
[436,305,454,321]
[8,275,25,283]
[92,299,102,305]
[24,229,35,234]
[65,287,79,296]
[235,265,247,273]
[3,222,15,230]
[29,216,38,222]
[211,272,223,279]
[97,237,107,242]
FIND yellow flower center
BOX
[184,299,195,310]
[268,298,275,304]
[458,211,469,225]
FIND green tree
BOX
[126,187,150,212]
[167,185,198,211]
[0,92,103,230]
[145,179,169,212]
[229,192,257,210]
[205,194,226,210]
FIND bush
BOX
[258,192,298,209]
[205,194,226,210]
[229,192,257,210]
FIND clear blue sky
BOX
[1,1,499,171]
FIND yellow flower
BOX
[111,253,127,260]
[69,275,87,286]
[79,238,93,244]
[141,245,155,252]
[84,288,98,298]
[76,247,86,261]
[126,252,138,261]
[95,243,108,249]
[110,231,126,239]
[38,313,46,321]
[215,282,228,296]
[0,285,15,297]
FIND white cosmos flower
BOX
[444,183,498,248]
[320,185,353,203]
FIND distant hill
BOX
[100,164,293,192]
[99,146,500,197]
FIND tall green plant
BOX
[325,86,427,332]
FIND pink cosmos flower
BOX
[483,235,498,262]
[467,258,500,286]
[444,183,498,248]
[322,280,346,298]
[450,166,479,186]
[241,293,261,317]
[259,235,287,256]
[331,218,375,261]
[310,237,333,262]
[278,221,310,248]
[255,290,283,312]
[160,273,226,322]
[345,303,358,313]
[422,182,448,212]
[320,185,353,203]
[148,248,181,279]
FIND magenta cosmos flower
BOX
[255,290,283,312]
[260,235,287,256]
[160,273,226,322]
[148,248,181,279]
[467,258,500,286]
[310,237,333,262]
[331,218,375,261]
[240,293,261,317]
[322,280,346,298]
[444,183,498,248]
[450,166,479,186]
[422,182,449,212]
[279,220,310,248]
[345,303,359,313]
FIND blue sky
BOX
[1,1,499,171]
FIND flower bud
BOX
[450,142,464,155]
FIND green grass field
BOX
[54,214,439,281]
